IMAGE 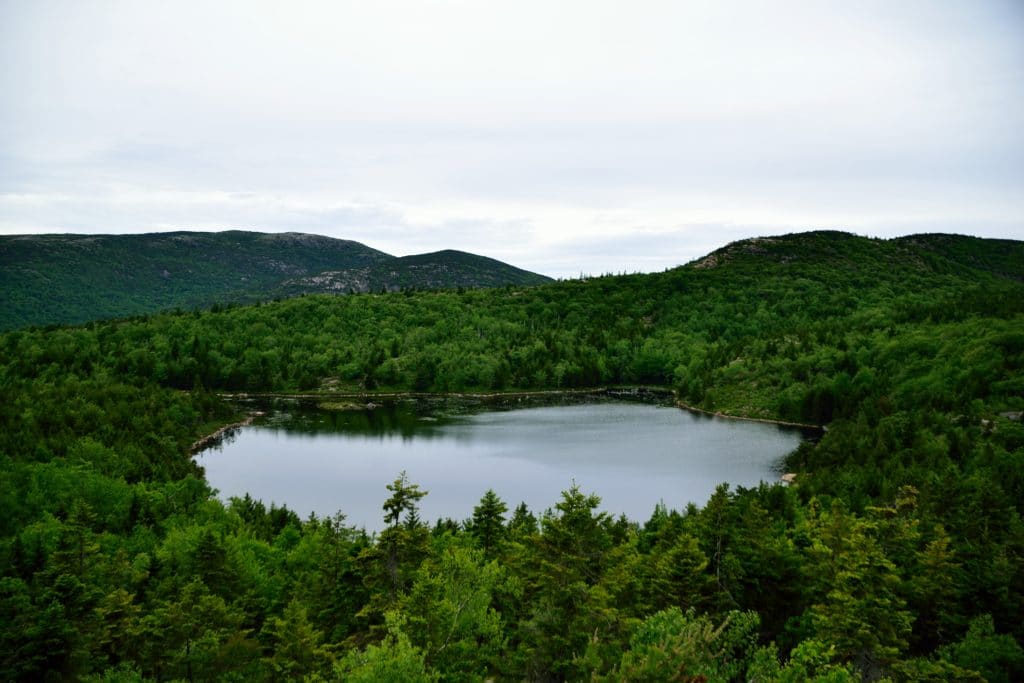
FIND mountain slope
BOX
[281,249,549,294]
[895,233,1024,281]
[687,230,1024,279]
[0,231,551,330]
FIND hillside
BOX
[894,233,1024,281]
[280,249,551,295]
[688,230,1024,280]
[1,230,1022,680]
[0,230,552,330]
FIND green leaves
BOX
[2,230,1023,680]
[383,472,428,529]
[398,542,507,681]
[469,489,508,558]
[802,501,914,676]
[334,612,438,683]
[261,598,333,679]
[938,614,1024,683]
[600,607,761,682]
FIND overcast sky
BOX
[1,1,1022,277]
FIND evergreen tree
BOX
[359,473,431,624]
[805,504,913,680]
[508,502,538,540]
[261,597,333,679]
[470,489,508,558]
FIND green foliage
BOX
[747,639,859,682]
[641,528,708,614]
[260,597,333,679]
[600,607,761,682]
[938,614,1024,683]
[382,471,428,528]
[469,488,508,557]
[513,485,636,680]
[397,540,507,681]
[358,473,431,627]
[804,502,914,676]
[1,230,1023,680]
[333,612,438,682]
[0,231,551,330]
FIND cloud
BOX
[1,0,1022,276]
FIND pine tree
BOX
[261,598,333,679]
[471,489,508,557]
[508,502,538,540]
[359,473,431,624]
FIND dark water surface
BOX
[197,398,808,531]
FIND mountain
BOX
[280,249,552,295]
[687,230,1024,280]
[0,231,552,330]
[894,233,1024,281]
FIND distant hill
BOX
[280,249,553,295]
[0,231,552,330]
[686,230,1024,281]
[893,233,1024,281]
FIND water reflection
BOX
[198,398,808,531]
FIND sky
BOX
[1,1,1022,278]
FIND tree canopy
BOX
[1,231,1022,680]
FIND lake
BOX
[197,397,809,531]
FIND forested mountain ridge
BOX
[894,233,1024,281]
[280,249,552,296]
[0,230,552,330]
[1,230,1022,681]
[689,230,1024,281]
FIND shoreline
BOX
[190,387,674,453]
[189,413,261,454]
[208,385,819,431]
[673,398,822,431]
[190,388,816,488]
[216,385,675,401]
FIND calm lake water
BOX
[197,398,808,531]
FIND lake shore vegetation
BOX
[1,231,1022,680]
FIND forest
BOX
[1,231,1023,681]
[0,231,551,331]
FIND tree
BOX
[90,588,143,673]
[907,524,960,652]
[398,541,506,682]
[599,607,760,682]
[470,489,508,558]
[804,503,913,680]
[0,577,78,681]
[939,614,1024,683]
[508,502,538,540]
[143,579,258,681]
[697,484,743,611]
[53,499,100,579]
[383,472,427,528]
[334,612,437,683]
[746,639,859,682]
[515,485,619,680]
[641,531,709,614]
[306,513,369,643]
[359,474,431,624]
[261,597,333,679]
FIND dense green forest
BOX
[2,231,1023,681]
[0,231,551,330]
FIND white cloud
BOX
[1,0,1022,277]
